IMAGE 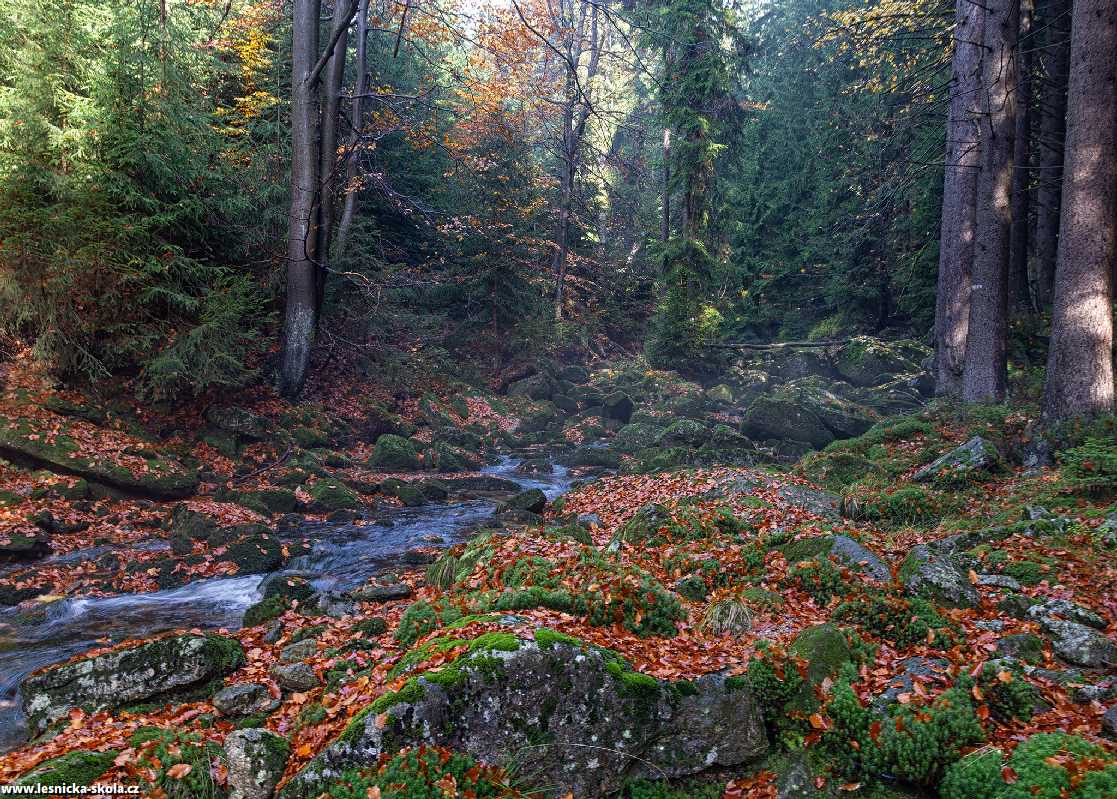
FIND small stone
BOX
[279,639,318,663]
[213,682,280,717]
[401,547,437,565]
[1026,598,1108,630]
[271,662,320,692]
[225,728,290,799]
[873,657,949,712]
[996,633,1044,665]
[900,547,980,608]
[912,436,1001,483]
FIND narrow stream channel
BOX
[0,457,573,751]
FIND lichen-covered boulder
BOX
[782,535,890,582]
[20,634,244,734]
[278,632,767,799]
[368,434,421,471]
[912,436,1001,483]
[899,546,980,608]
[780,378,875,439]
[225,728,290,799]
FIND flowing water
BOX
[0,457,572,751]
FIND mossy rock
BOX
[369,434,422,471]
[307,480,360,512]
[223,531,285,574]
[243,596,289,627]
[660,418,710,447]
[243,488,298,514]
[566,446,621,469]
[833,336,922,387]
[293,427,330,449]
[786,624,852,713]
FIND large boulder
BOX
[498,488,546,514]
[0,530,52,563]
[660,419,710,447]
[278,633,767,799]
[741,396,834,449]
[780,378,875,439]
[21,634,245,734]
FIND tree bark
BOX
[334,0,370,260]
[1042,0,1116,421]
[1008,0,1035,313]
[314,0,351,310]
[661,127,671,246]
[279,0,322,399]
[1033,0,1071,307]
[963,0,1018,402]
[933,0,985,396]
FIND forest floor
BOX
[0,347,1114,799]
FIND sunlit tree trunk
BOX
[335,0,370,260]
[963,0,1018,402]
[1034,0,1071,307]
[1042,0,1116,421]
[314,0,351,311]
[933,0,985,396]
[279,0,321,399]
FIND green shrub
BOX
[782,557,847,605]
[941,733,1117,799]
[849,485,940,526]
[822,668,986,787]
[834,593,956,650]
[325,746,523,798]
[977,662,1039,723]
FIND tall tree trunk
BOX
[279,0,322,399]
[1008,0,1035,313]
[314,0,351,310]
[963,0,1018,402]
[1034,0,1071,306]
[334,0,370,260]
[1042,0,1116,421]
[933,0,985,396]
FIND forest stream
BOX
[0,457,572,752]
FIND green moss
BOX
[16,750,118,787]
[352,617,388,637]
[307,480,360,511]
[834,593,957,650]
[324,746,522,798]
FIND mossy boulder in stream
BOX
[278,630,767,799]
[21,633,245,735]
